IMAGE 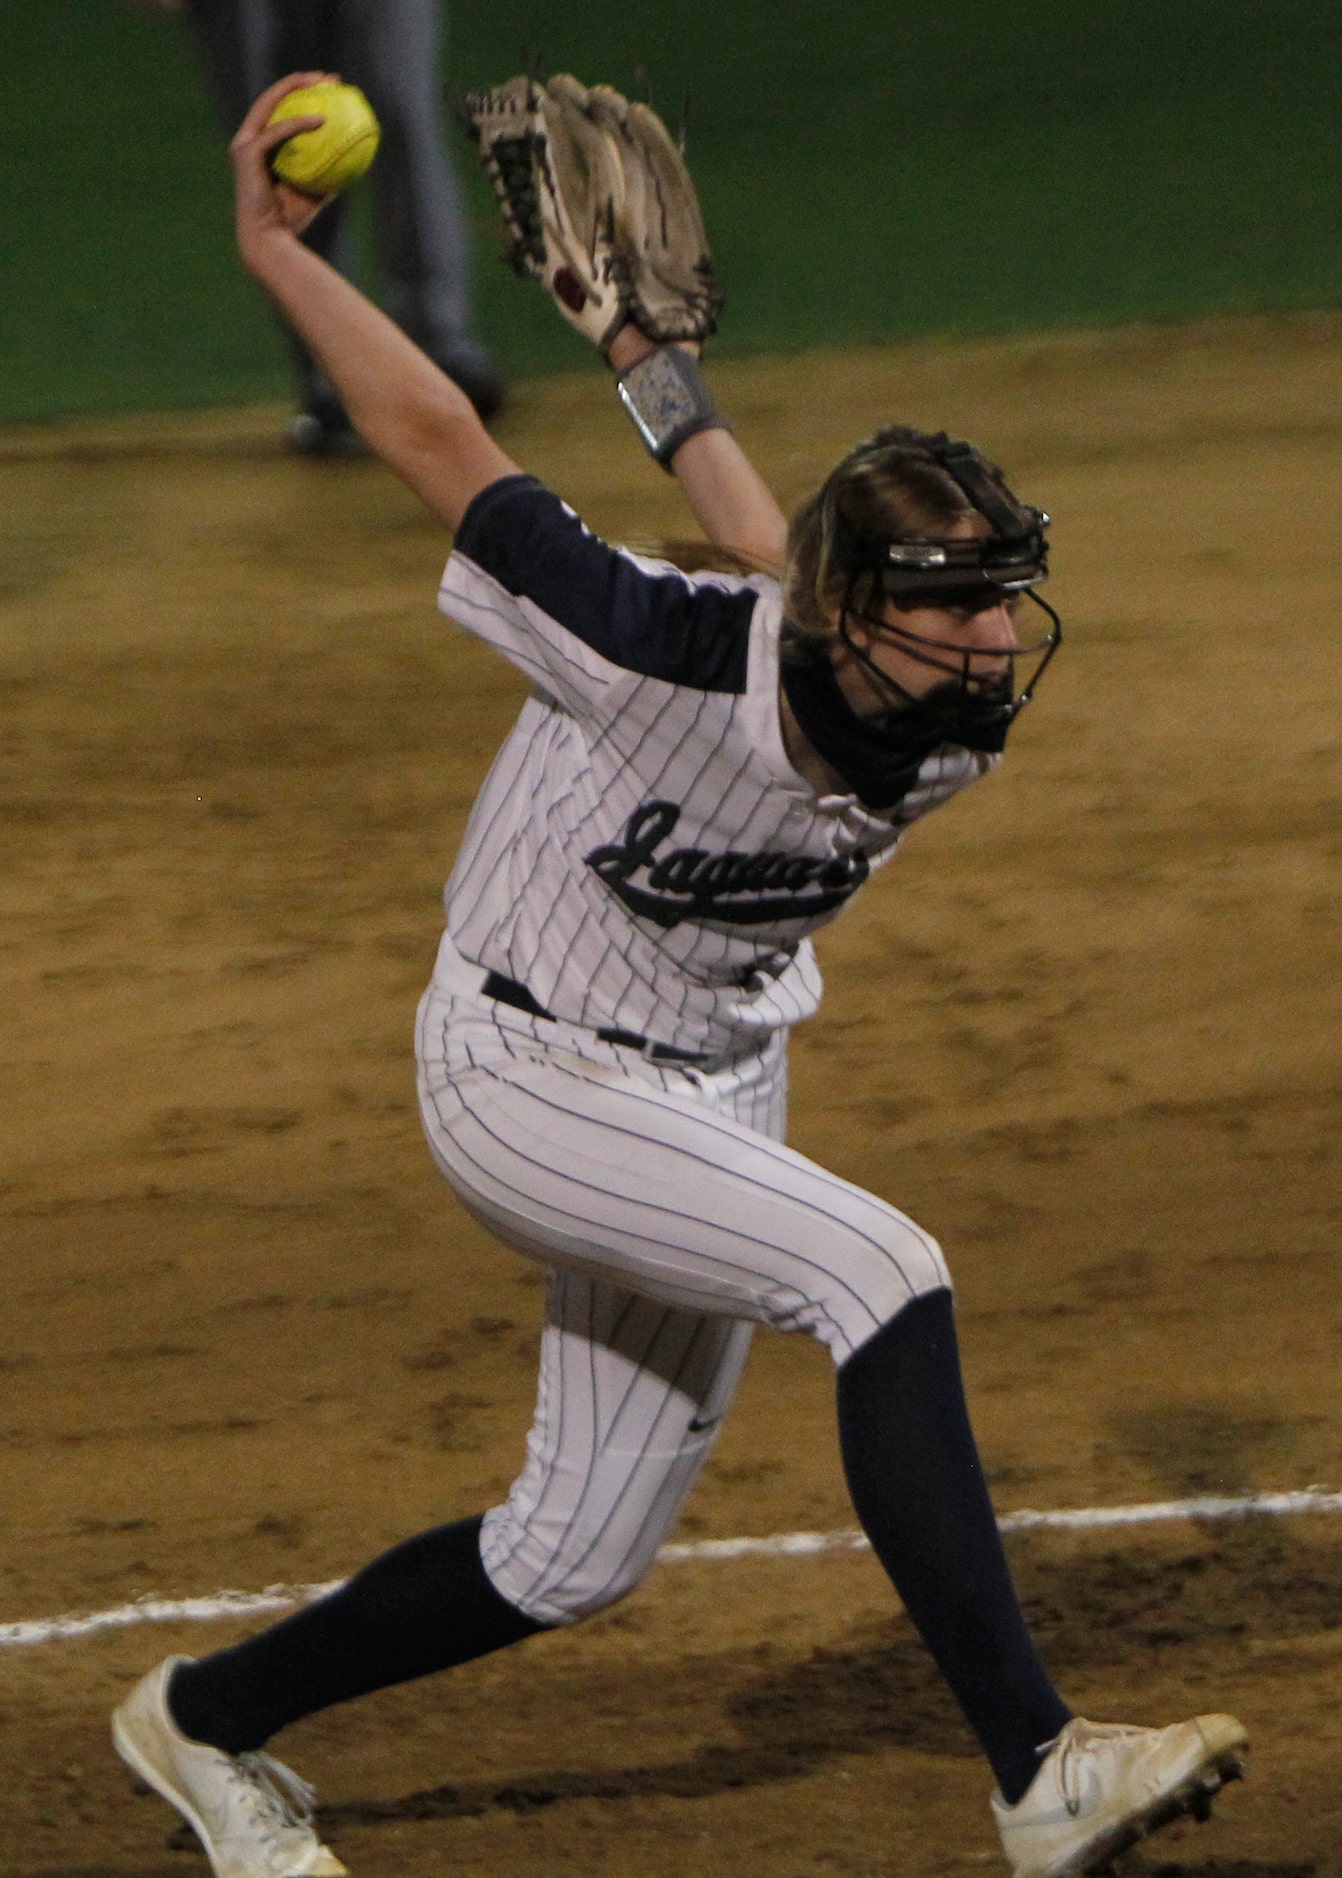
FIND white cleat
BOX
[112,1655,348,1878]
[991,1712,1249,1878]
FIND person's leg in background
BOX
[184,0,365,452]
[342,0,505,420]
[269,0,367,451]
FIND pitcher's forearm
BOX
[667,429,788,571]
[606,329,787,569]
[245,230,456,431]
[243,228,513,519]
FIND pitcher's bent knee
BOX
[479,1502,652,1626]
[802,1216,952,1364]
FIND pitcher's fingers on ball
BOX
[230,77,335,244]
[256,114,326,167]
[230,70,330,150]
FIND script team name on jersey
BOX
[585,800,870,928]
[436,476,989,1052]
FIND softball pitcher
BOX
[111,72,1249,1878]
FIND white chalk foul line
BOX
[6,1486,1341,1651]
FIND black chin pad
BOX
[779,657,1012,810]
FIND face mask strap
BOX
[920,432,1033,542]
[833,433,1050,596]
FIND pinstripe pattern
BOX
[416,477,988,1621]
[417,947,949,1623]
[438,479,994,1056]
[478,1278,753,1624]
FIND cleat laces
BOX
[1047,1719,1148,1820]
[228,1751,322,1847]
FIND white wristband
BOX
[615,346,730,471]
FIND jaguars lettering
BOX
[585,801,869,929]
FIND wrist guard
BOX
[615,345,730,471]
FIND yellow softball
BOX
[267,81,380,196]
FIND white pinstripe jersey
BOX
[435,476,996,1055]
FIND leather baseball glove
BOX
[464,74,725,355]
[463,74,628,351]
[582,81,725,345]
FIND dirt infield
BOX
[2,316,1341,1877]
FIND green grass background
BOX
[3,0,1341,423]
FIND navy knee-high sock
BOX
[168,1514,548,1754]
[836,1289,1070,1804]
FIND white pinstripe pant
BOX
[416,947,950,1627]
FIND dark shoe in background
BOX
[287,348,504,456]
[287,385,367,458]
[434,340,507,424]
